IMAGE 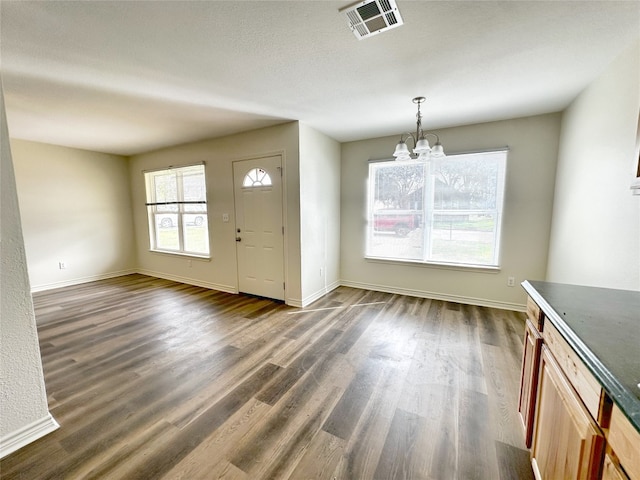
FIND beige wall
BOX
[340,113,561,310]
[299,123,341,304]
[11,43,638,314]
[129,122,303,305]
[10,140,136,290]
[547,39,640,290]
[1,88,57,457]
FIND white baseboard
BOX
[339,280,526,312]
[0,413,59,459]
[31,269,137,293]
[298,280,341,307]
[136,269,238,294]
[31,270,525,312]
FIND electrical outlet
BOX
[507,276,515,287]
[59,261,66,270]
[222,213,229,222]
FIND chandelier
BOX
[392,97,445,162]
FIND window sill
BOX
[364,256,500,273]
[148,250,211,261]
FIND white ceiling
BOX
[1,1,639,156]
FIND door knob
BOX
[236,237,242,242]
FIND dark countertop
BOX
[522,280,640,433]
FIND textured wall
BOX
[0,86,52,443]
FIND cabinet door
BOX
[531,347,604,480]
[518,318,542,447]
[608,404,640,480]
[602,454,629,480]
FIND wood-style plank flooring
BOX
[1,274,534,479]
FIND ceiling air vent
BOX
[340,0,404,40]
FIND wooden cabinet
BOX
[520,285,640,480]
[526,295,544,331]
[531,346,605,480]
[518,318,542,447]
[602,454,630,480]
[607,405,640,480]
[542,320,603,421]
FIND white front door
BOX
[233,156,285,300]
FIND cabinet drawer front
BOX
[608,404,640,480]
[526,296,543,331]
[542,320,602,420]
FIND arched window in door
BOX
[243,168,272,187]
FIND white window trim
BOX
[365,148,508,269]
[364,255,501,273]
[147,250,211,261]
[144,163,210,257]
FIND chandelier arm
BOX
[422,132,440,143]
[399,132,418,146]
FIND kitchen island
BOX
[520,280,640,480]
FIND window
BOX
[144,164,209,256]
[243,168,272,187]
[366,150,507,267]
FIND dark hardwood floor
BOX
[1,274,534,479]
